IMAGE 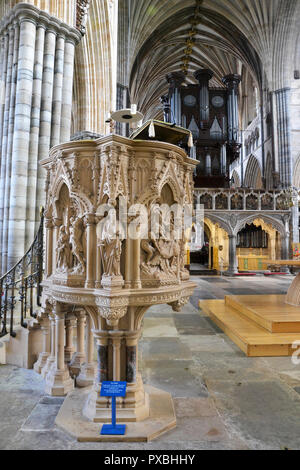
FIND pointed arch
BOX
[244,155,263,189]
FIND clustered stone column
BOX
[275,88,292,189]
[34,302,96,396]
[0,3,81,273]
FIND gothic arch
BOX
[231,170,241,188]
[234,214,286,238]
[244,155,263,189]
[265,152,273,191]
[204,214,232,237]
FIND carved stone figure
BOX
[99,211,123,280]
[56,226,71,271]
[70,217,86,274]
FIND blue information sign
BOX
[100,381,127,398]
[100,381,127,436]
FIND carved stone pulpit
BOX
[40,135,197,440]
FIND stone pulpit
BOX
[39,134,197,440]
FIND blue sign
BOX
[100,381,127,398]
[100,382,127,436]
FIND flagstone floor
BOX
[1,275,300,450]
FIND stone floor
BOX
[1,275,300,450]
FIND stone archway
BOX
[234,215,286,272]
[244,155,263,189]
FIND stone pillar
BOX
[64,316,75,362]
[111,334,122,381]
[45,305,73,396]
[52,218,62,273]
[126,333,139,384]
[226,235,238,276]
[26,24,45,245]
[85,214,96,288]
[45,215,53,278]
[222,74,241,143]
[0,3,81,273]
[41,312,56,378]
[69,310,86,376]
[132,237,141,289]
[50,34,65,147]
[2,23,19,273]
[125,238,132,288]
[7,17,37,269]
[35,27,56,219]
[275,88,292,188]
[34,312,50,374]
[194,69,214,123]
[60,39,75,142]
[77,314,95,387]
[95,243,102,289]
[96,334,109,384]
[270,234,276,261]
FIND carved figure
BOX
[99,211,123,277]
[70,217,86,274]
[56,226,71,270]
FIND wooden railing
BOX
[0,209,44,338]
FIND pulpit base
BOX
[55,385,176,442]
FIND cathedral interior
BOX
[0,0,300,452]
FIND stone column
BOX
[7,17,37,269]
[111,334,122,381]
[85,214,96,288]
[125,238,132,288]
[226,235,238,276]
[275,88,292,188]
[41,312,56,378]
[45,215,53,278]
[35,27,56,217]
[26,24,45,245]
[95,244,102,289]
[194,69,214,123]
[77,314,96,387]
[2,23,19,273]
[270,234,276,261]
[45,305,73,396]
[34,313,50,374]
[64,316,75,362]
[132,238,141,289]
[125,333,139,384]
[69,310,86,376]
[52,218,62,273]
[60,39,75,143]
[222,74,241,143]
[50,34,65,147]
[96,334,109,384]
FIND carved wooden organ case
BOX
[164,70,242,188]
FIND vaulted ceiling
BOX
[118,0,300,120]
